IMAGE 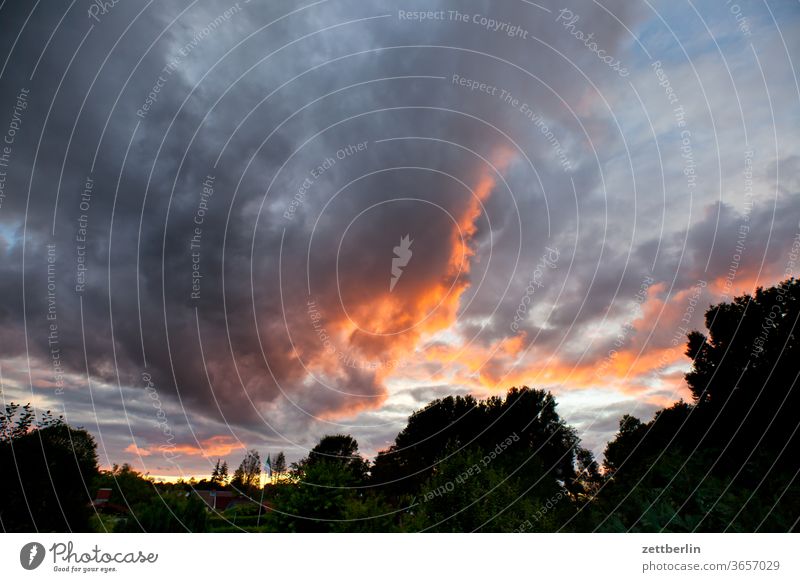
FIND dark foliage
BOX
[598,280,800,531]
[118,491,208,533]
[0,407,98,532]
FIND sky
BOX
[0,0,798,480]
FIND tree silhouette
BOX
[371,394,482,494]
[599,280,800,532]
[299,435,369,481]
[94,463,156,509]
[0,406,98,532]
[371,387,592,500]
[265,435,372,532]
[272,452,287,481]
[210,458,229,488]
[407,447,541,532]
[685,278,799,450]
[231,449,261,496]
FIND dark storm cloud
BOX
[0,0,644,437]
[5,0,797,474]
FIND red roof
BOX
[94,488,112,502]
[194,490,238,511]
[92,489,128,514]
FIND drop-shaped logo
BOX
[20,542,46,570]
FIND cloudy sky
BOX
[0,0,798,479]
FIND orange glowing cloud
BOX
[401,277,699,404]
[708,268,781,301]
[304,147,519,415]
[124,443,152,457]
[125,435,244,458]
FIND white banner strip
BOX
[2,533,798,581]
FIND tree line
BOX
[1,279,797,532]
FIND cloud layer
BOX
[0,0,798,475]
